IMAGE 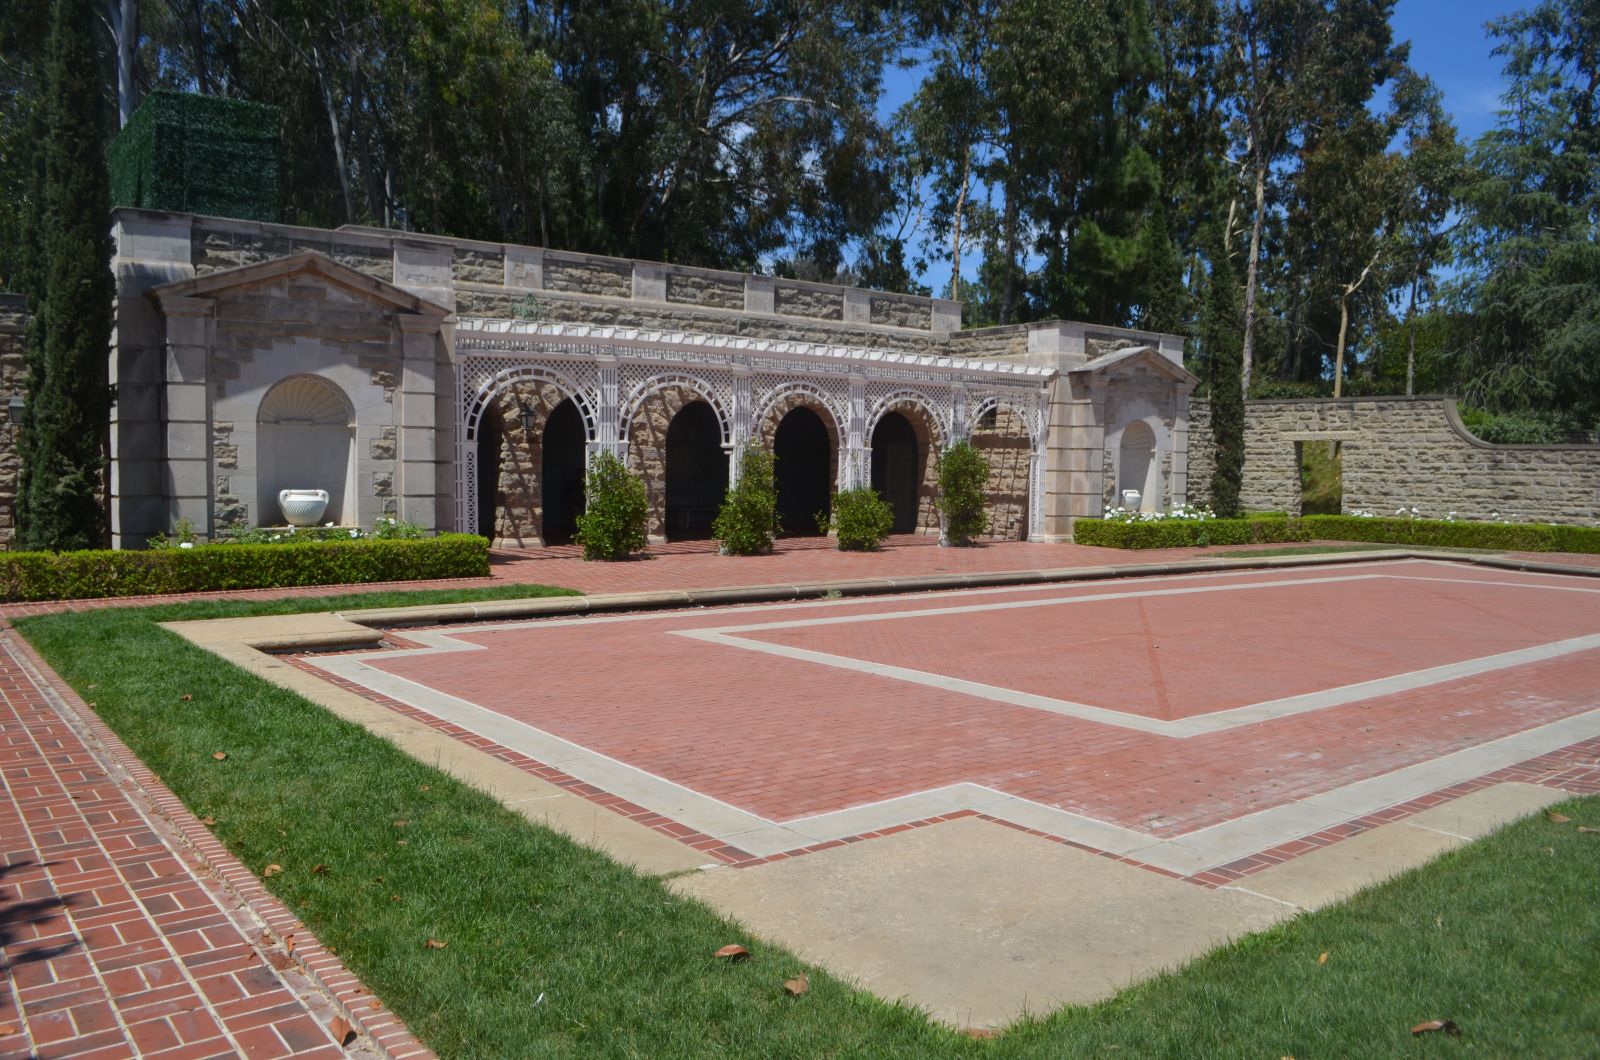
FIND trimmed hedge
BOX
[1302,515,1600,554]
[109,90,281,223]
[1073,514,1600,554]
[0,535,489,602]
[1072,517,1311,549]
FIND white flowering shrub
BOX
[1102,503,1216,524]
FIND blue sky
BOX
[879,0,1524,297]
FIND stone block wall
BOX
[971,407,1032,540]
[1187,397,1600,524]
[170,212,962,354]
[0,295,27,547]
[486,380,568,546]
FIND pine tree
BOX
[17,0,113,551]
[1202,226,1245,517]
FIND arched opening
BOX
[475,403,503,538]
[541,398,586,545]
[773,406,832,535]
[871,411,921,533]
[1118,420,1159,511]
[664,401,726,540]
[256,376,356,526]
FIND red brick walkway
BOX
[0,630,430,1059]
[354,561,1600,835]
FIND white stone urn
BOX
[278,489,330,526]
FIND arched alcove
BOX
[664,401,727,540]
[256,376,356,526]
[542,398,587,545]
[871,411,922,533]
[1117,420,1159,511]
[774,406,833,535]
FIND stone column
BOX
[845,375,867,489]
[159,296,214,536]
[728,368,752,485]
[1170,381,1196,508]
[397,313,443,528]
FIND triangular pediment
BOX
[146,251,450,316]
[1070,345,1198,385]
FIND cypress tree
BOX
[1201,228,1245,518]
[17,0,113,551]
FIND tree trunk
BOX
[311,46,355,223]
[949,145,971,303]
[1240,159,1266,398]
[1000,170,1019,325]
[113,0,139,127]
[1333,291,1350,399]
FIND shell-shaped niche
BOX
[258,375,353,427]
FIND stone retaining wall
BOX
[1187,397,1600,525]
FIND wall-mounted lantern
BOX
[517,400,537,432]
[6,396,23,425]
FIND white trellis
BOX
[450,320,1053,537]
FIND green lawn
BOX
[17,589,1600,1058]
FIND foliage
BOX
[15,0,113,552]
[1301,514,1600,554]
[1200,221,1244,516]
[821,487,894,551]
[574,452,648,561]
[1451,0,1600,426]
[153,517,432,547]
[1298,442,1343,515]
[713,446,780,555]
[1101,503,1216,523]
[107,90,281,222]
[1457,407,1592,445]
[1073,516,1309,548]
[935,441,988,545]
[0,535,489,601]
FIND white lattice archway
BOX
[618,371,735,446]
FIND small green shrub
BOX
[714,446,781,555]
[1072,517,1311,549]
[574,452,649,561]
[936,441,989,546]
[821,488,894,551]
[0,535,489,602]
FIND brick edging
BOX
[0,622,437,1060]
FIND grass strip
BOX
[15,590,1600,1057]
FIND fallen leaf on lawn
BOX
[1410,1019,1461,1037]
[391,895,403,902]
[179,694,193,702]
[713,944,750,961]
[368,999,382,1010]
[263,864,283,878]
[423,938,448,950]
[395,839,408,846]
[311,863,328,874]
[1545,810,1571,823]
[783,975,809,996]
[1317,951,1328,965]
[211,751,228,761]
[329,1015,353,1046]
[962,1028,998,1039]
[419,785,430,792]
[374,876,384,883]
[1578,826,1599,834]
[393,820,408,828]
[200,816,217,826]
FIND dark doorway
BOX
[871,411,920,533]
[541,399,586,544]
[665,401,727,540]
[475,404,503,539]
[774,407,832,535]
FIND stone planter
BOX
[278,489,330,527]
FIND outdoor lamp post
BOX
[517,400,536,432]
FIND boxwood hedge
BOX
[0,534,489,602]
[1072,514,1600,554]
[1071,517,1311,549]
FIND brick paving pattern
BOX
[0,629,431,1060]
[354,561,1600,834]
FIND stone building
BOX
[99,207,1197,548]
